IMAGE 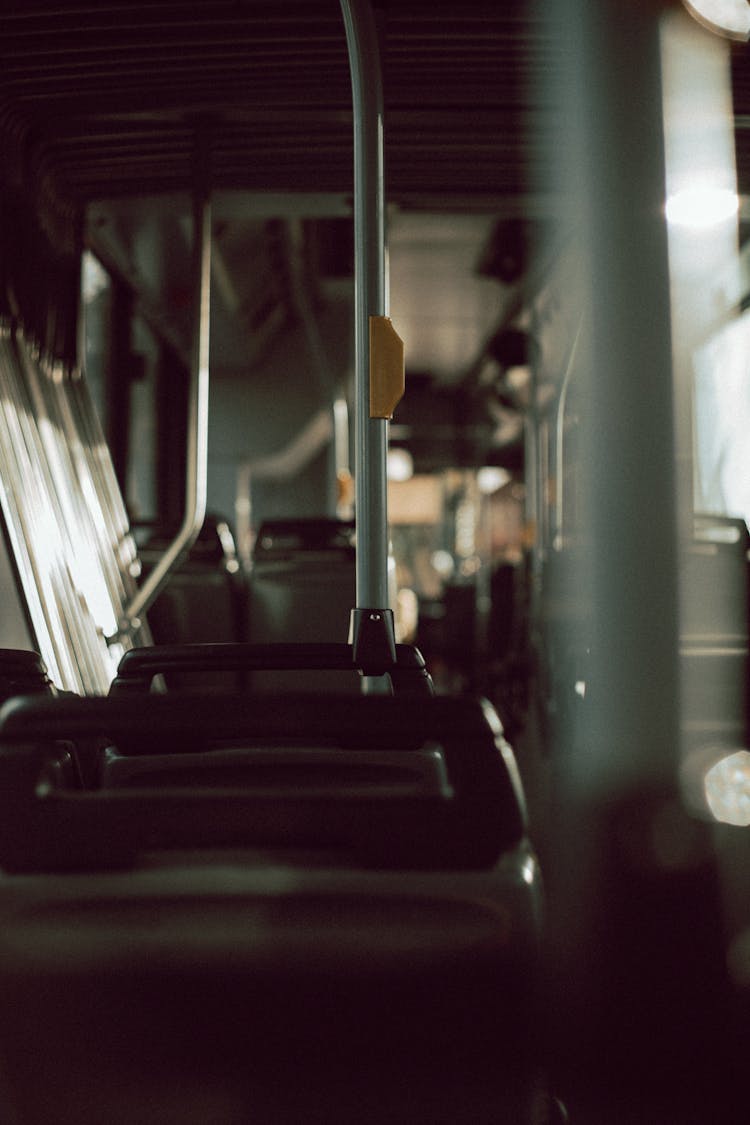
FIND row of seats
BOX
[142,516,359,692]
[142,516,353,646]
[0,639,545,1123]
[0,333,547,1121]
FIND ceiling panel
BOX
[0,1,541,214]
[3,4,750,215]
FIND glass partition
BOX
[0,321,148,693]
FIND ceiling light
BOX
[682,0,750,41]
[477,466,511,494]
[665,185,739,227]
[704,748,750,825]
[387,447,413,482]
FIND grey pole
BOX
[112,152,211,640]
[539,4,727,1117]
[339,0,393,641]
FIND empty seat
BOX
[248,519,357,690]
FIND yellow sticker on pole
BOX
[369,316,405,419]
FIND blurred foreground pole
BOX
[544,0,735,1119]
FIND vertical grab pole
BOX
[111,135,211,640]
[340,0,400,674]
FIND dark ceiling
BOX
[0,0,549,219]
[3,2,750,220]
[2,0,750,468]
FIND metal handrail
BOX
[340,0,390,615]
[111,169,211,640]
[553,318,582,551]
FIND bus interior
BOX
[0,0,749,1121]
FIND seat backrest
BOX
[248,535,357,690]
